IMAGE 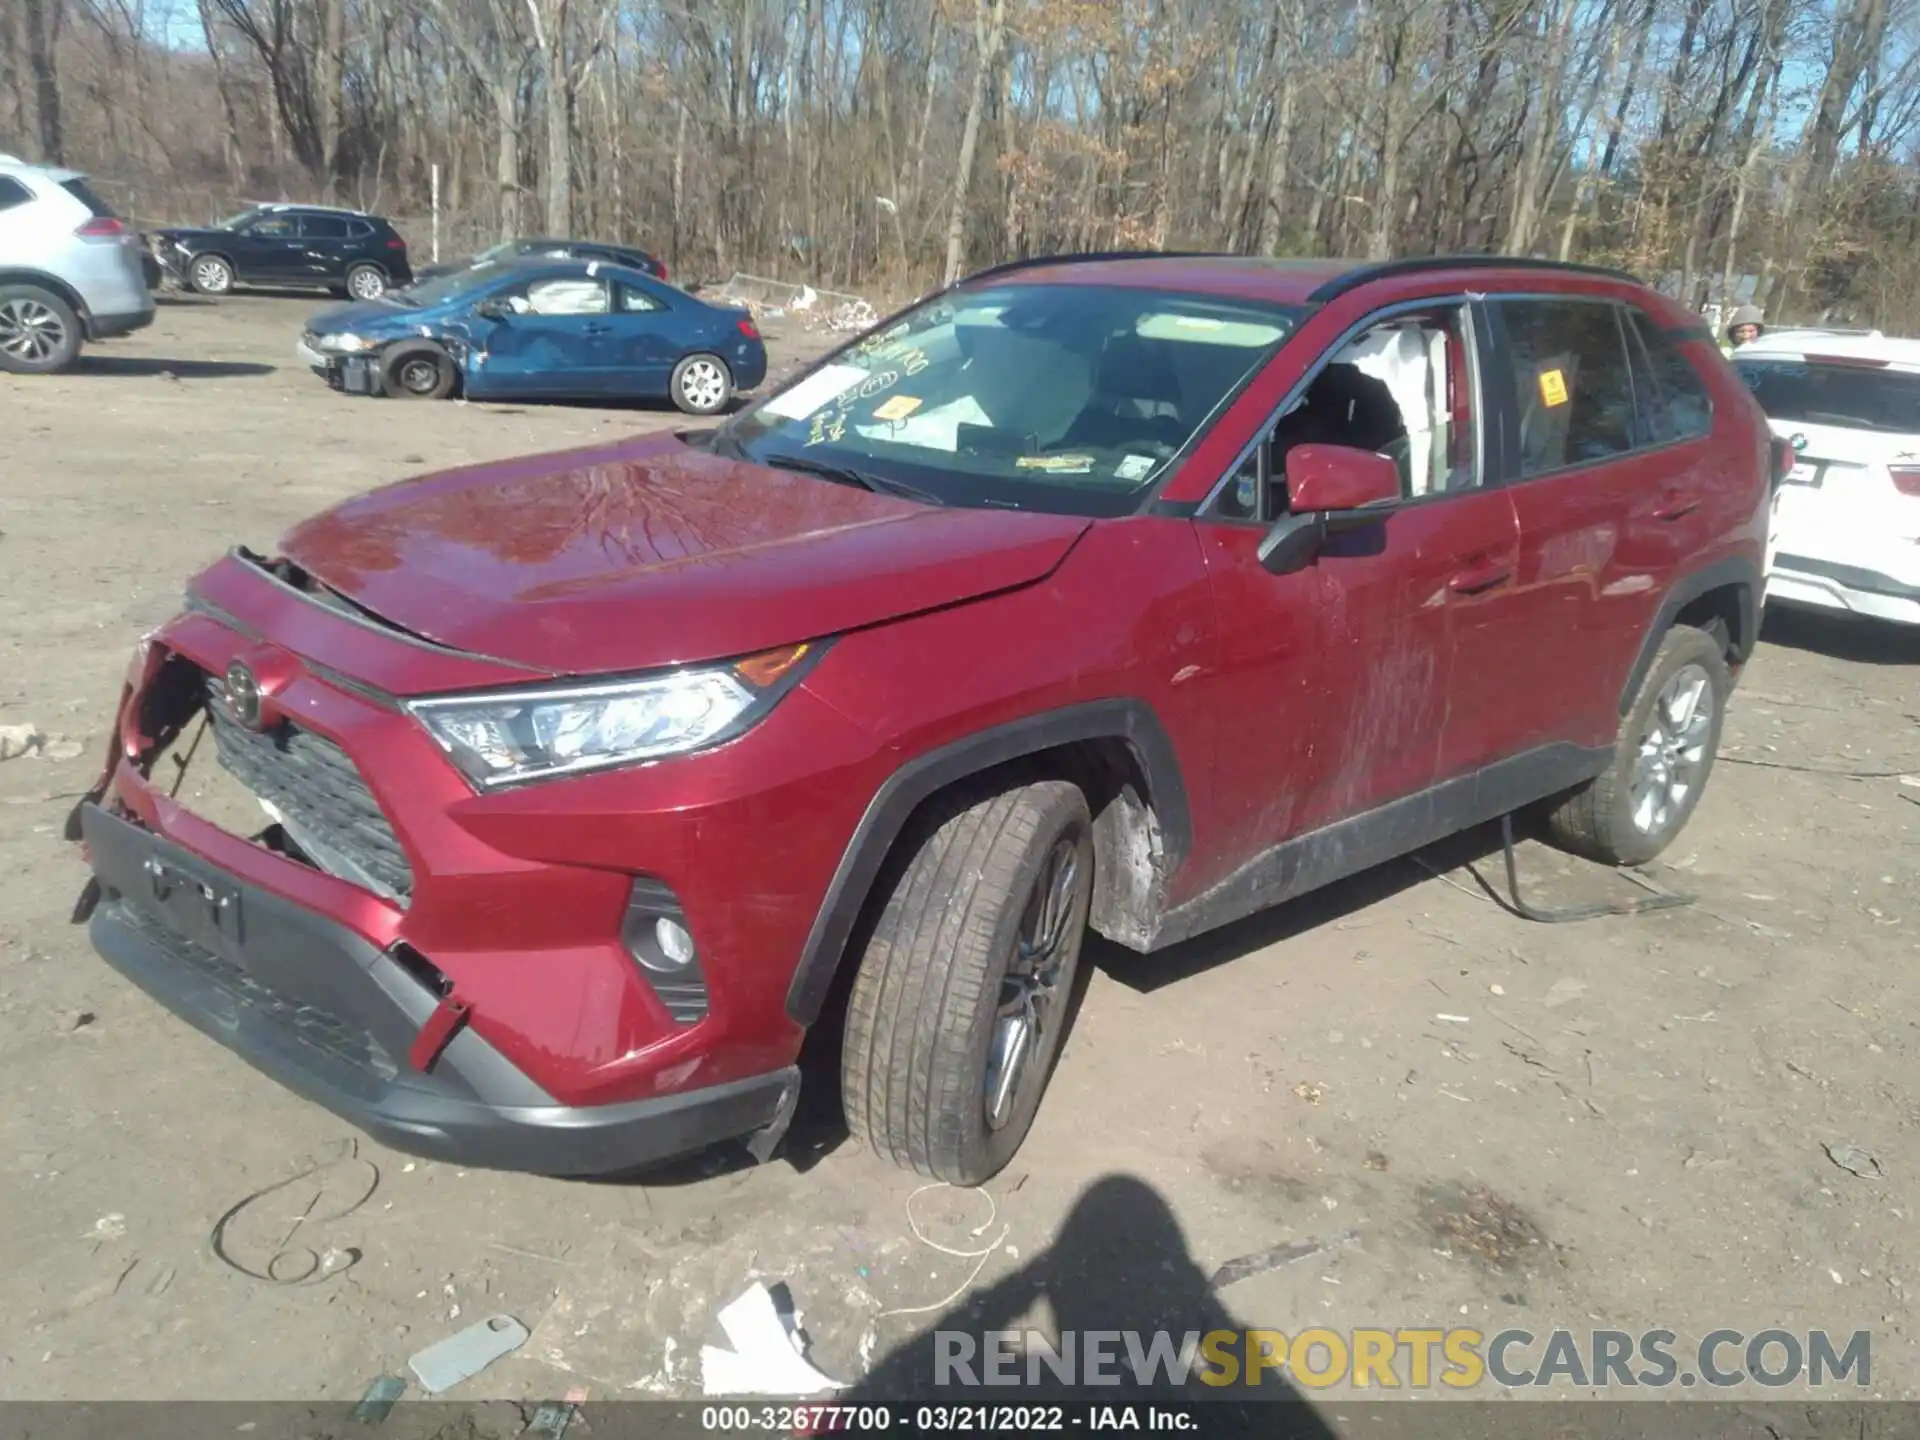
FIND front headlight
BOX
[319,332,376,354]
[405,643,823,787]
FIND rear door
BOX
[295,212,353,285]
[1733,353,1920,603]
[1482,294,1710,758]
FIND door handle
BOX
[582,323,612,335]
[1650,492,1701,521]
[1448,563,1512,596]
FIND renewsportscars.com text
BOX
[934,1327,1872,1390]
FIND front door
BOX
[468,275,613,398]
[1196,296,1521,873]
[233,213,307,283]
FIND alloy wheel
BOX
[984,837,1082,1131]
[680,359,727,412]
[1629,662,1714,835]
[349,268,386,300]
[0,297,67,366]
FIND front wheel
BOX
[383,342,456,400]
[1543,624,1730,865]
[841,779,1094,1184]
[189,255,234,296]
[670,353,733,415]
[0,284,83,374]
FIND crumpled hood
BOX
[305,296,421,336]
[278,432,1091,675]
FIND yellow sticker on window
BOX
[1539,368,1569,407]
[873,394,922,422]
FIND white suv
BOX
[1734,330,1920,626]
[0,155,154,374]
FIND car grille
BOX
[202,673,415,904]
[112,897,399,1088]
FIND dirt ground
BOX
[2,293,1918,1416]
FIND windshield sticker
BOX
[1016,454,1097,475]
[1115,454,1157,481]
[873,394,923,422]
[1538,368,1569,408]
[806,411,848,446]
[761,363,868,421]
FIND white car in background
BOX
[1733,330,1920,626]
[0,153,153,373]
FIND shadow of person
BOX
[841,1173,1340,1437]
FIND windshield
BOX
[1735,357,1920,435]
[215,207,263,230]
[472,240,521,264]
[390,269,498,308]
[720,283,1300,515]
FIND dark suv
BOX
[69,253,1775,1186]
[153,204,412,300]
[410,236,668,286]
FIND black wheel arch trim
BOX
[0,268,91,322]
[784,698,1192,1026]
[1618,553,1760,714]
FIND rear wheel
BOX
[384,343,456,400]
[346,264,387,301]
[1543,624,1729,865]
[671,353,733,415]
[0,284,82,374]
[841,778,1093,1184]
[189,255,234,296]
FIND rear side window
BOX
[0,176,32,211]
[59,178,116,217]
[1494,298,1637,476]
[299,214,351,239]
[1733,358,1920,435]
[347,220,376,239]
[1625,312,1713,444]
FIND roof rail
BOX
[1305,253,1641,303]
[957,250,1237,287]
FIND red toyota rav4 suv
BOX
[70,254,1775,1186]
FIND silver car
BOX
[0,154,154,374]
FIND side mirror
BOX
[1257,443,1400,576]
[473,297,511,321]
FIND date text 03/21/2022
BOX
[700,1403,1196,1432]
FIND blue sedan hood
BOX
[306,296,438,337]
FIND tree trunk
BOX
[315,0,345,197]
[493,83,521,238]
[942,0,1009,286]
[1255,75,1296,256]
[22,0,64,164]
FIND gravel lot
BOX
[3,292,1918,1414]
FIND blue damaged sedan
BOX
[297,257,767,414]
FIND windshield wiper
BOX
[759,452,944,506]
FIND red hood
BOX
[278,432,1091,675]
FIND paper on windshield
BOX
[760,364,869,421]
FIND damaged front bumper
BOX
[78,802,798,1173]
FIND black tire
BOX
[1543,624,1730,865]
[384,342,456,400]
[345,263,387,301]
[842,778,1094,1184]
[188,254,234,296]
[0,283,83,374]
[670,353,734,415]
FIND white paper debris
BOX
[699,1281,844,1397]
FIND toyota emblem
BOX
[224,660,264,730]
